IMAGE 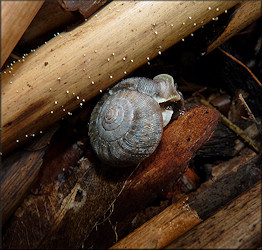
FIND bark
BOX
[59,0,108,18]
[1,1,238,155]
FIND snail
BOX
[88,74,183,167]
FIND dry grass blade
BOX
[218,47,262,88]
[239,93,261,124]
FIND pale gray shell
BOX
[88,75,182,167]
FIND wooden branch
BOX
[1,1,44,67]
[187,150,260,220]
[111,196,202,249]
[166,182,261,249]
[110,151,261,249]
[1,1,239,155]
[1,125,59,225]
[207,1,262,54]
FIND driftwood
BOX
[1,1,43,67]
[1,1,238,155]
[2,106,219,249]
[167,182,261,249]
[110,150,261,249]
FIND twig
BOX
[218,47,262,88]
[238,93,260,125]
[200,99,260,153]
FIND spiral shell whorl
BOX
[89,89,163,167]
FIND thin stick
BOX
[218,47,262,88]
[200,99,260,153]
[238,93,260,124]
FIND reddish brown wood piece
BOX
[84,106,220,248]
[3,106,219,249]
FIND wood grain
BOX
[108,150,261,249]
[166,182,261,249]
[1,1,239,155]
[1,1,44,67]
[111,196,202,249]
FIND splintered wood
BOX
[111,196,202,249]
[2,106,219,249]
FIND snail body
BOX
[88,74,182,167]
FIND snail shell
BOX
[88,74,182,167]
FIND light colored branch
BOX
[200,99,260,153]
[111,196,202,249]
[1,1,238,154]
[1,1,44,67]
[166,182,261,249]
